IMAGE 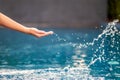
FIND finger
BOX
[33,32,52,38]
[37,33,50,38]
[40,31,54,37]
[46,31,54,34]
[37,31,54,35]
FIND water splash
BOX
[88,20,120,67]
[71,20,120,79]
[72,20,120,67]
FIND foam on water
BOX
[0,67,104,80]
[0,20,120,80]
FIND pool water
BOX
[0,22,120,80]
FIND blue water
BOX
[0,22,120,80]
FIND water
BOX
[0,21,120,80]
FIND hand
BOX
[27,27,53,38]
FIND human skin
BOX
[0,12,53,38]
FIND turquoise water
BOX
[0,21,120,80]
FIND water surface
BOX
[0,22,120,80]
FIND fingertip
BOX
[48,31,54,34]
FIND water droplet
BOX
[108,61,119,65]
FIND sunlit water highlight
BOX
[0,20,120,80]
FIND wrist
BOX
[24,27,31,34]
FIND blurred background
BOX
[108,0,120,21]
[0,0,120,28]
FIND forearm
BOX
[0,12,29,33]
[0,12,53,38]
